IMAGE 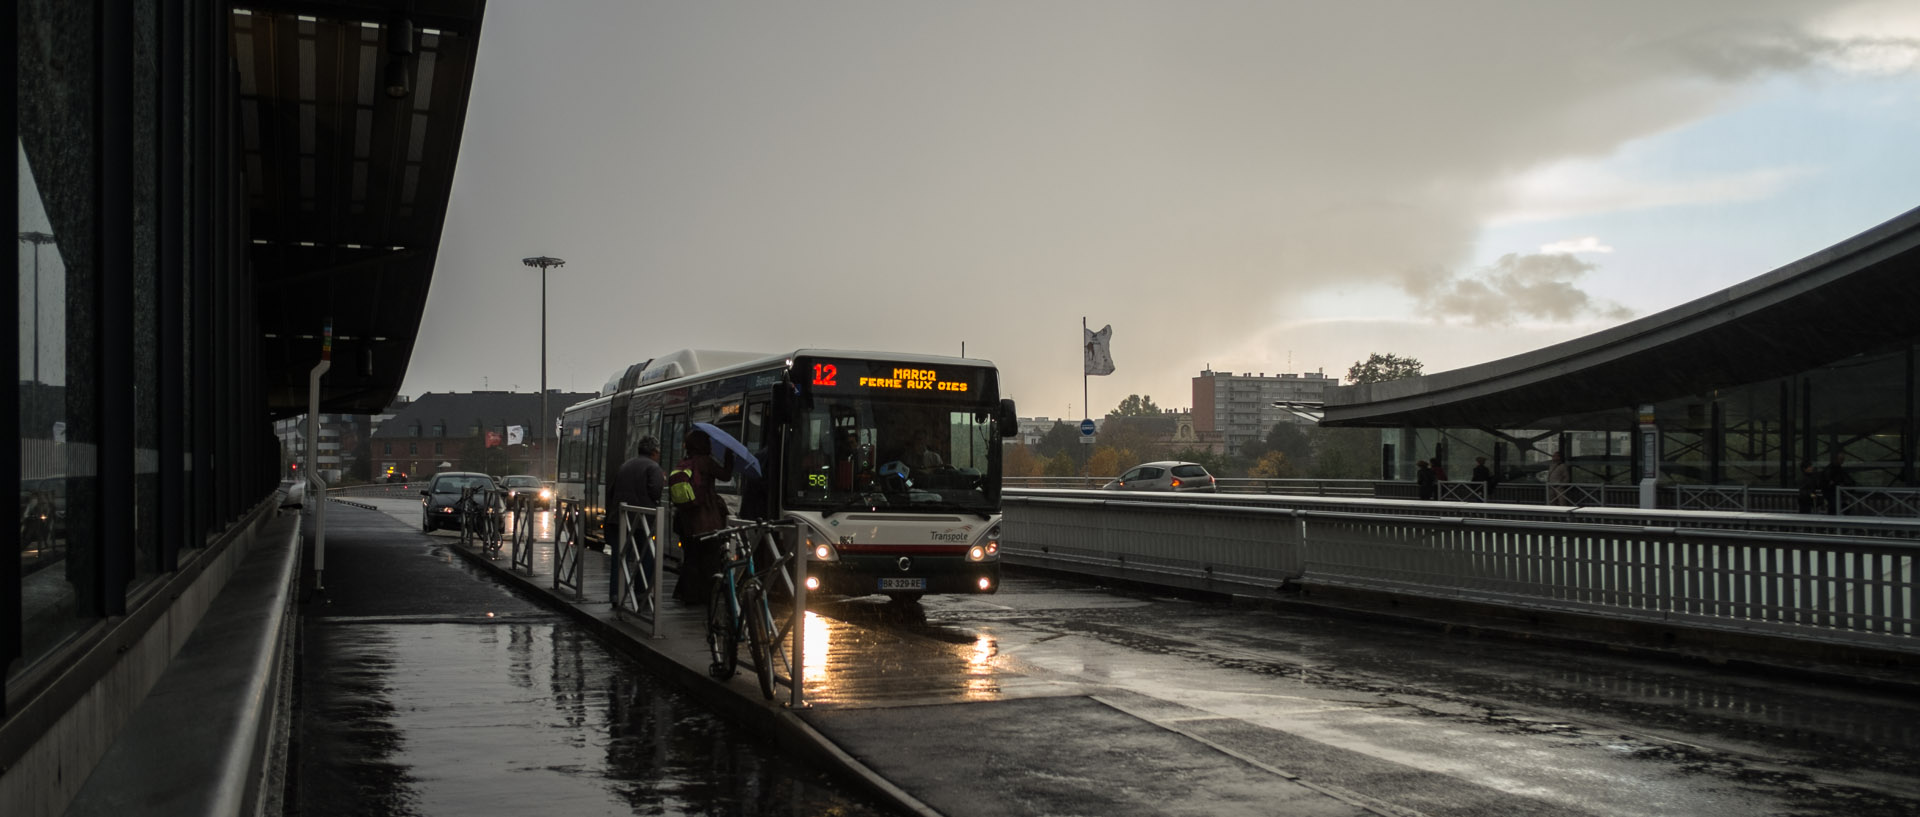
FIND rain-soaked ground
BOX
[868,579,1920,817]
[289,507,895,817]
[333,496,1920,817]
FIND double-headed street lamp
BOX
[522,256,565,481]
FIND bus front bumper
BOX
[808,555,1001,597]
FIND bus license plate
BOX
[879,578,926,591]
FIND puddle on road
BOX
[295,619,893,816]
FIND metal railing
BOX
[1842,487,1920,518]
[508,493,537,573]
[1674,484,1750,512]
[720,517,808,709]
[1001,491,1919,652]
[552,499,585,600]
[611,501,671,635]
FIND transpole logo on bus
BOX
[931,525,974,543]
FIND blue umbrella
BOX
[691,422,763,478]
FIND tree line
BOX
[1004,353,1421,480]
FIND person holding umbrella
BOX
[670,428,734,603]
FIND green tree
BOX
[1043,451,1078,477]
[1035,420,1081,461]
[1311,427,1380,479]
[1111,394,1161,417]
[1346,353,1423,384]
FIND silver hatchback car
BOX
[1102,461,1218,493]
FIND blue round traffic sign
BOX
[1079,418,1096,436]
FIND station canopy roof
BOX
[240,1,487,418]
[1321,204,1920,429]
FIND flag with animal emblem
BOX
[507,425,524,446]
[1084,324,1115,376]
[485,430,503,448]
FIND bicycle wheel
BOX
[741,580,776,700]
[705,574,738,680]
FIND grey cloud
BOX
[1407,253,1635,327]
[1639,22,1920,80]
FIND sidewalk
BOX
[331,499,1386,817]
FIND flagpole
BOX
[1082,317,1089,422]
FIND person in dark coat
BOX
[1797,462,1823,514]
[1823,453,1852,514]
[1471,457,1493,501]
[1416,460,1437,501]
[610,436,666,510]
[672,429,734,603]
[605,436,665,554]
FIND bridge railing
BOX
[1004,477,1920,516]
[1002,490,1918,652]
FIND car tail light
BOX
[1171,478,1183,488]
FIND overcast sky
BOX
[399,0,1920,421]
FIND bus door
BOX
[584,421,606,533]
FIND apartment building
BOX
[1191,368,1338,454]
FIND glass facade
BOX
[9,0,273,707]
[1388,343,1919,505]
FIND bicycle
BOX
[703,520,796,700]
[456,484,503,554]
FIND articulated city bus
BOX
[556,349,1019,600]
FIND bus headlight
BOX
[968,545,987,562]
[807,536,839,562]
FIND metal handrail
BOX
[509,493,536,573]
[611,501,672,636]
[1001,492,1920,651]
[552,499,584,600]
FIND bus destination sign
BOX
[803,358,984,396]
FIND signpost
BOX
[1080,418,1095,444]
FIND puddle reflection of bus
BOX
[558,349,1019,602]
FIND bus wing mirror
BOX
[771,379,795,424]
[997,398,1019,438]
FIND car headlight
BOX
[539,488,553,500]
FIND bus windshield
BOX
[781,394,1001,514]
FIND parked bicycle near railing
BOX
[703,520,797,700]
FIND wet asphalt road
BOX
[289,507,894,816]
[334,496,1920,816]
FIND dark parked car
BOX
[1102,461,1218,493]
[499,474,551,509]
[421,471,500,532]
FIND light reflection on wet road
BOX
[297,617,890,816]
[294,504,893,817]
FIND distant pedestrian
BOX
[1796,462,1823,514]
[1471,457,1493,501]
[1547,452,1571,506]
[1416,460,1437,501]
[1824,453,1853,515]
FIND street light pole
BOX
[522,256,565,481]
[18,231,55,384]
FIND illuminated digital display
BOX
[803,358,987,397]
